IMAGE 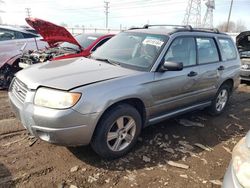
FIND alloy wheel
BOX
[107,116,136,152]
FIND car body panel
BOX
[26,17,81,48]
[223,131,250,188]
[15,57,137,90]
[236,31,250,52]
[223,162,243,188]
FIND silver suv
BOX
[9,25,241,159]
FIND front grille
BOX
[11,78,28,103]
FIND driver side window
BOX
[165,37,196,67]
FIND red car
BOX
[19,18,115,68]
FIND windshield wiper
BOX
[95,58,121,66]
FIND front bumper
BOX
[223,162,243,188]
[8,90,99,146]
[240,69,250,81]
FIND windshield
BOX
[91,32,168,71]
[59,34,100,50]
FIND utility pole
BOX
[226,0,233,32]
[104,1,110,28]
[183,0,201,28]
[25,8,31,18]
[202,0,215,28]
[0,0,4,24]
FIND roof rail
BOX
[128,27,143,30]
[143,24,193,30]
[193,27,220,33]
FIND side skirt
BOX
[147,101,211,126]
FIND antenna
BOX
[183,0,201,28]
[202,0,215,28]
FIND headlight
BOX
[34,87,81,109]
[241,64,249,70]
[232,137,250,188]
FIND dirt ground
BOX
[0,83,250,188]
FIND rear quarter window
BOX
[218,38,237,61]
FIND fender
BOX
[0,54,22,69]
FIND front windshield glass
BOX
[59,34,100,50]
[91,32,168,71]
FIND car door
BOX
[150,36,201,117]
[216,37,239,81]
[195,37,221,101]
[0,28,21,64]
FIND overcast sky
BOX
[0,0,249,29]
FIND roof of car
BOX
[126,25,228,37]
[81,33,115,37]
[0,25,38,35]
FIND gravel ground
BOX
[0,83,250,188]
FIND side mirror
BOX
[161,61,183,71]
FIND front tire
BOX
[91,104,142,159]
[209,84,231,116]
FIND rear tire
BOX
[91,104,142,159]
[208,84,231,116]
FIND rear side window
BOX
[0,28,15,41]
[23,33,37,38]
[165,37,196,67]
[218,38,237,61]
[14,31,24,39]
[196,38,219,64]
[92,37,110,52]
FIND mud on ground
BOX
[0,84,250,188]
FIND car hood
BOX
[236,31,250,51]
[25,17,82,48]
[16,58,137,90]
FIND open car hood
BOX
[236,31,250,51]
[25,17,82,48]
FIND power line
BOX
[104,1,110,28]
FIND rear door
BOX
[216,37,240,81]
[151,36,201,117]
[195,37,221,101]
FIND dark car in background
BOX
[236,31,250,82]
[19,18,114,68]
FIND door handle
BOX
[218,66,225,71]
[187,71,198,77]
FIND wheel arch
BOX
[220,78,234,94]
[91,97,147,142]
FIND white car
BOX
[0,25,48,88]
